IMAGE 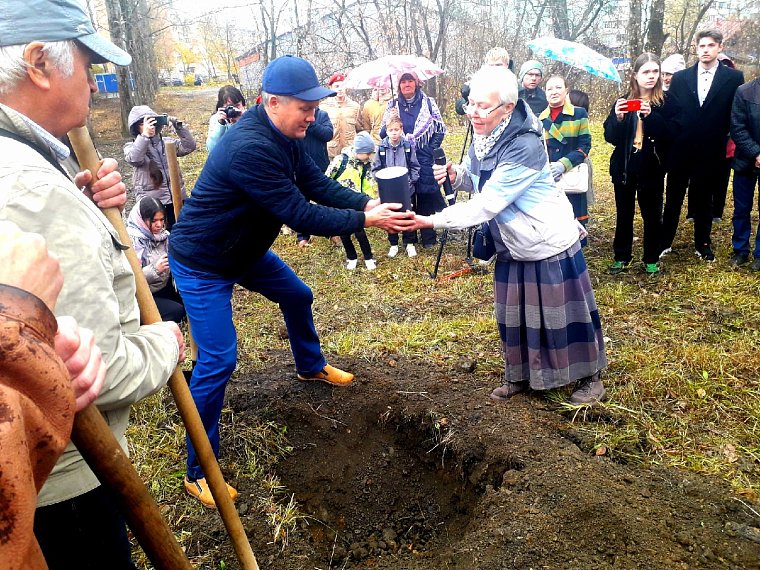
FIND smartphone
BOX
[154,113,169,127]
[621,99,641,112]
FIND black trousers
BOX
[34,485,136,570]
[153,278,186,323]
[613,174,664,264]
[662,164,722,251]
[340,229,373,260]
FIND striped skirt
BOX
[494,240,607,390]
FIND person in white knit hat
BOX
[660,53,685,91]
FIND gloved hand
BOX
[550,161,566,182]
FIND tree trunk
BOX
[103,0,134,137]
[645,0,666,55]
[628,0,642,59]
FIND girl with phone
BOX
[604,53,672,275]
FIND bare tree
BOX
[645,0,667,55]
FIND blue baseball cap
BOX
[262,55,336,101]
[0,0,132,66]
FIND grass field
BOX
[118,92,759,562]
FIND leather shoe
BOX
[185,477,238,509]
[490,381,529,401]
[570,374,606,405]
[297,364,354,386]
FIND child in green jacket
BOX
[326,131,378,270]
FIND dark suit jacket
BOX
[667,62,744,171]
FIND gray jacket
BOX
[0,103,179,506]
[124,105,197,204]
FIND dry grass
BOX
[120,91,759,566]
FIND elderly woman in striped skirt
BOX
[410,65,607,405]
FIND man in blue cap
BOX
[169,55,414,508]
[0,1,185,568]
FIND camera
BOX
[455,83,470,116]
[154,114,169,127]
[224,105,242,119]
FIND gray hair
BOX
[468,65,518,106]
[0,40,76,95]
[261,91,293,108]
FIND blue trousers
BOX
[170,252,326,480]
[731,172,760,258]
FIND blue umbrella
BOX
[527,37,622,82]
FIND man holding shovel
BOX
[169,55,414,507]
[0,0,185,567]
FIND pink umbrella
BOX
[343,54,444,90]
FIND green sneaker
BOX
[607,260,631,275]
[644,263,660,275]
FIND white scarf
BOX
[473,113,512,160]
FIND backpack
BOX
[329,152,350,180]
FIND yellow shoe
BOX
[297,364,354,386]
[184,476,238,509]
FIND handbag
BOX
[472,221,496,261]
[556,162,590,194]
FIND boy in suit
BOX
[660,29,744,261]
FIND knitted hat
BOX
[661,54,686,74]
[518,60,544,81]
[399,72,418,83]
[353,131,375,154]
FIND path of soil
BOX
[195,350,759,569]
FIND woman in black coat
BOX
[604,53,672,275]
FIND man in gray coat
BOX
[0,0,184,567]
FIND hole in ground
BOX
[275,404,489,565]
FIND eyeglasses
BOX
[464,103,504,119]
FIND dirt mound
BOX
[217,351,760,569]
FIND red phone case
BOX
[623,99,641,112]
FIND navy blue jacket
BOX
[303,107,333,172]
[730,78,760,175]
[170,105,370,275]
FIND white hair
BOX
[0,40,76,95]
[468,65,518,106]
[261,91,293,108]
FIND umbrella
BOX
[526,37,621,82]
[342,54,444,90]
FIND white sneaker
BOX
[659,247,672,259]
[406,244,417,257]
[387,246,399,258]
[365,259,377,270]
[346,259,358,270]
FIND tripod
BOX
[429,122,479,279]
